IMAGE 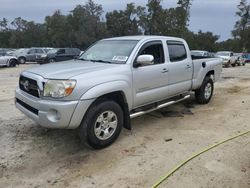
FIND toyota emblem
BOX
[23,80,30,91]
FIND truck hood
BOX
[217,55,230,60]
[25,60,121,79]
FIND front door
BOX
[132,40,169,108]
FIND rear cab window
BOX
[167,41,187,62]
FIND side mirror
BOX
[135,55,154,67]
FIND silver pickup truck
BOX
[15,36,222,149]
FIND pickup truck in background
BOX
[215,51,239,67]
[15,36,222,149]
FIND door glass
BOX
[167,41,187,62]
[36,49,44,53]
[139,43,165,65]
[57,49,65,54]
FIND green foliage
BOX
[106,3,141,36]
[232,0,250,52]
[0,0,248,52]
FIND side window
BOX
[57,49,65,54]
[29,49,36,54]
[167,41,187,62]
[36,49,44,53]
[138,41,165,65]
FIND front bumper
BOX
[223,60,230,65]
[36,57,48,64]
[15,87,94,129]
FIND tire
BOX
[243,63,246,66]
[195,76,214,104]
[9,59,17,67]
[18,57,26,64]
[49,58,55,63]
[79,100,123,149]
[231,63,236,67]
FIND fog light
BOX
[47,109,61,122]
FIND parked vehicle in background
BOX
[234,53,245,66]
[6,49,16,56]
[216,51,237,67]
[242,53,250,63]
[191,50,209,57]
[36,48,81,64]
[15,35,222,149]
[0,55,18,67]
[14,48,47,64]
[14,48,28,63]
[0,48,10,56]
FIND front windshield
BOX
[48,49,58,54]
[79,40,139,64]
[216,52,230,56]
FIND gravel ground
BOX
[0,63,249,188]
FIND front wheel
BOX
[49,58,55,63]
[79,100,123,149]
[19,57,26,64]
[195,76,214,104]
[9,59,17,67]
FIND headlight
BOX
[43,80,76,98]
[41,54,47,58]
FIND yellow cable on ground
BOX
[152,130,250,188]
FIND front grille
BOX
[19,76,40,98]
[16,98,39,115]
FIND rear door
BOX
[56,49,66,61]
[26,49,36,62]
[132,40,169,107]
[166,40,193,96]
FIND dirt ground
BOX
[0,63,249,188]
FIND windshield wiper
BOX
[78,58,113,64]
[89,59,112,64]
[78,58,89,61]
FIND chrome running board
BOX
[130,95,191,119]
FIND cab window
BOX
[137,41,165,66]
[167,41,187,62]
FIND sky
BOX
[0,0,240,41]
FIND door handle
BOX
[161,68,169,73]
[185,65,191,69]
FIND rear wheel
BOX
[18,57,26,64]
[79,100,123,149]
[195,76,214,104]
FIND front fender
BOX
[80,80,133,110]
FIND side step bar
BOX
[130,95,191,119]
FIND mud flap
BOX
[123,103,131,130]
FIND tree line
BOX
[0,0,249,52]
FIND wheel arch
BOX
[80,81,132,130]
[8,58,18,67]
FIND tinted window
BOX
[73,48,81,55]
[167,41,187,62]
[57,49,65,54]
[139,42,165,65]
[29,49,36,54]
[36,49,44,53]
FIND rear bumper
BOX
[15,87,94,129]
